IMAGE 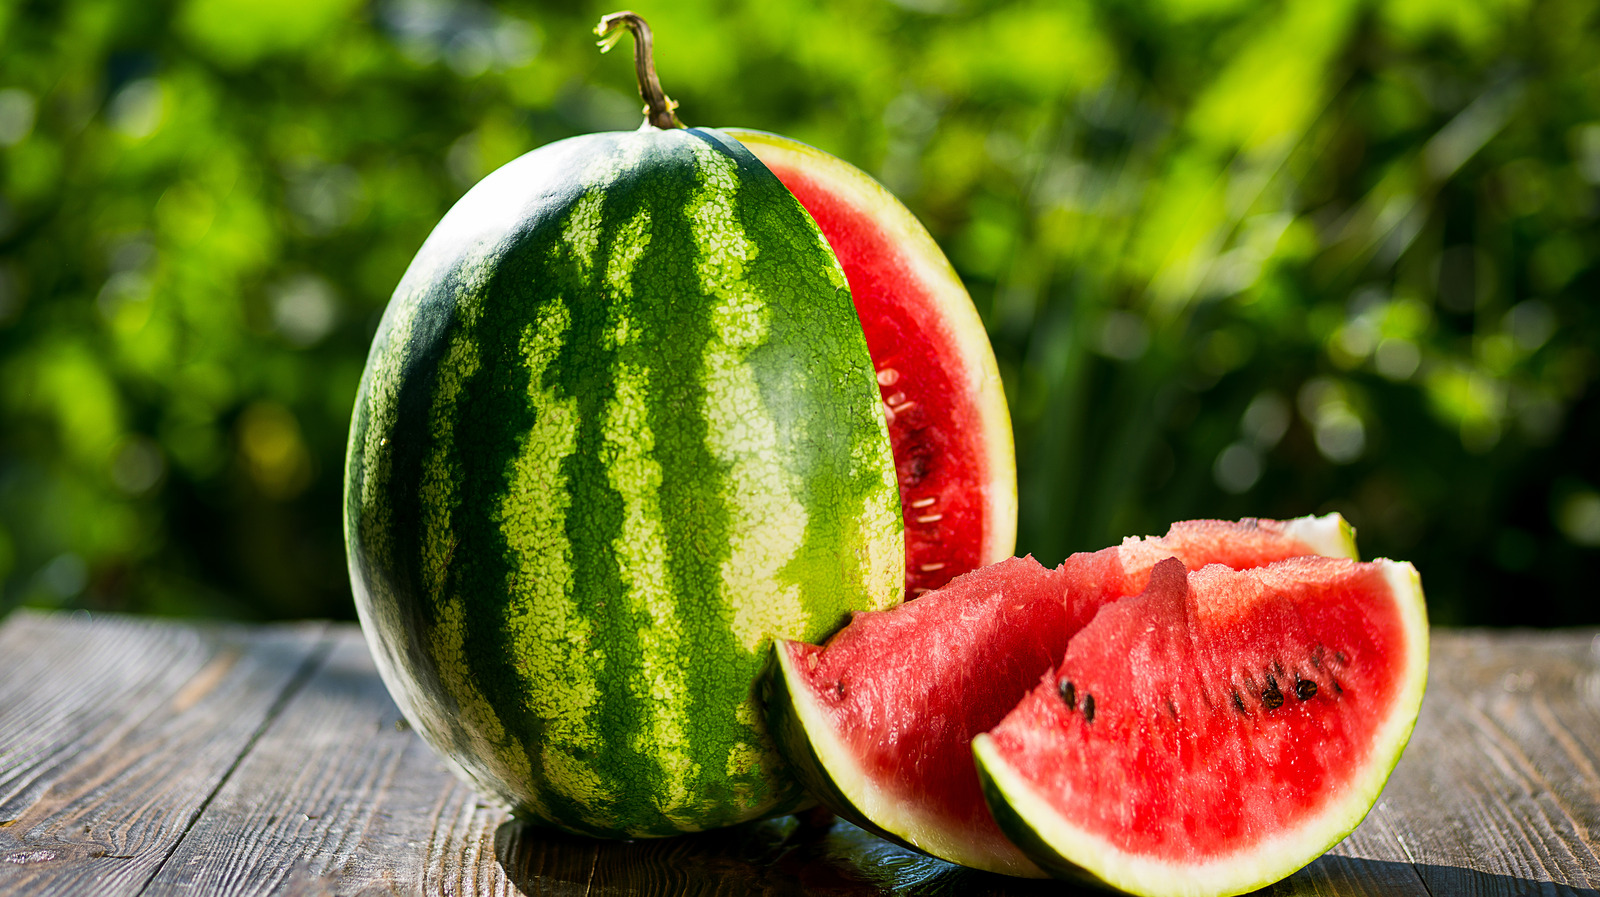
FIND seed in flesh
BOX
[1231,689,1247,714]
[1058,679,1076,709]
[1262,678,1285,710]
[1083,694,1096,723]
[1295,677,1318,700]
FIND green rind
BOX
[764,643,935,857]
[345,126,904,838]
[971,749,1104,887]
[972,560,1430,897]
[768,639,1047,876]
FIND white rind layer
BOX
[974,559,1428,897]
[1280,512,1360,561]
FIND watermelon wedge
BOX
[766,514,1357,876]
[727,129,1016,596]
[974,556,1428,897]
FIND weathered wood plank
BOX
[140,628,520,896]
[3,611,1600,897]
[0,610,330,896]
[1270,630,1600,897]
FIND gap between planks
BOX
[0,611,337,897]
[132,631,337,894]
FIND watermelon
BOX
[974,555,1428,897]
[725,129,1016,595]
[767,514,1358,876]
[344,12,1010,839]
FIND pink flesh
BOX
[761,162,988,595]
[1070,517,1338,602]
[987,556,1409,861]
[789,519,1341,857]
[784,557,1072,863]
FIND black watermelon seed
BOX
[1262,679,1285,710]
[1332,678,1344,694]
[1295,678,1318,700]
[1083,694,1096,723]
[1231,690,1247,714]
[1335,651,1349,665]
[1058,678,1076,708]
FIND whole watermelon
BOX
[343,124,903,837]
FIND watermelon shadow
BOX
[495,814,1596,895]
[1265,854,1597,896]
[493,813,1095,896]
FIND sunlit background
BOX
[0,0,1596,625]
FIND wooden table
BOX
[0,609,1597,896]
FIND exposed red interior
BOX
[987,556,1409,861]
[761,163,986,596]
[786,520,1344,862]
[1096,517,1337,599]
[785,557,1071,862]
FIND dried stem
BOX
[595,11,684,130]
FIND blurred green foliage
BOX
[0,0,1596,625]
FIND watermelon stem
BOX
[594,11,685,130]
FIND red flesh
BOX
[988,556,1410,860]
[783,557,1071,865]
[760,163,986,596]
[782,519,1346,867]
[1065,517,1347,606]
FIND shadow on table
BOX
[495,813,1596,897]
[1266,852,1598,897]
[494,813,1090,896]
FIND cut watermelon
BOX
[766,514,1357,876]
[974,556,1428,897]
[728,129,1016,596]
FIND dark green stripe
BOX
[640,138,746,830]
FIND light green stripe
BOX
[686,140,814,657]
[593,205,700,824]
[487,298,614,824]
[684,141,817,811]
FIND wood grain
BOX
[0,610,329,896]
[0,611,1597,896]
[141,629,517,896]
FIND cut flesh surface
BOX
[974,556,1428,897]
[768,514,1357,877]
[727,128,1015,595]
[772,557,1071,876]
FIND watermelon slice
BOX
[766,514,1358,876]
[727,129,1016,596]
[974,555,1428,897]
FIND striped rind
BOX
[344,126,903,837]
[724,128,1017,570]
[972,560,1429,897]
